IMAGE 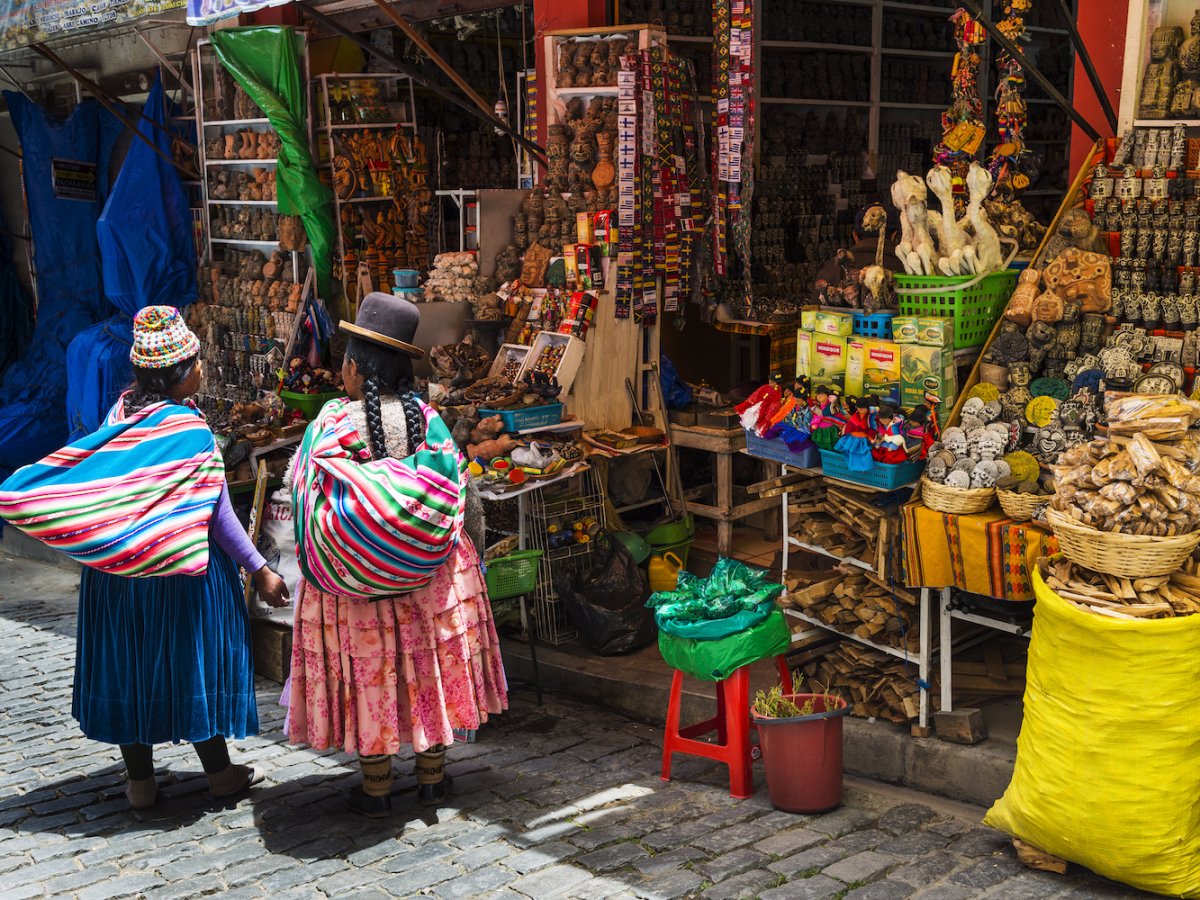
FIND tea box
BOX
[800,309,819,332]
[796,331,812,377]
[846,339,901,403]
[891,315,920,344]
[901,345,954,411]
[808,335,848,390]
[815,310,854,336]
[917,315,955,348]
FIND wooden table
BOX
[669,424,780,556]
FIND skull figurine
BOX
[960,414,984,433]
[975,430,1004,462]
[946,470,972,489]
[952,458,977,476]
[971,461,999,489]
[925,456,949,483]
[994,459,1012,480]
[942,427,969,459]
[961,397,986,420]
[982,400,1004,423]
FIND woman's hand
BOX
[253,567,291,607]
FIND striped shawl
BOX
[0,396,224,576]
[291,397,466,600]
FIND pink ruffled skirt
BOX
[285,537,508,755]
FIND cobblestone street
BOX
[0,562,1150,900]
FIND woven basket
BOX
[920,477,996,515]
[1045,507,1200,577]
[979,362,1010,389]
[998,489,1048,522]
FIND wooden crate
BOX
[251,618,292,684]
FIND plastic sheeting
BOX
[0,204,33,378]
[211,27,336,298]
[0,94,123,480]
[66,75,197,439]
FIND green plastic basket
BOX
[484,550,543,601]
[281,390,346,420]
[895,269,1018,350]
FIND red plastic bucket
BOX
[753,693,849,813]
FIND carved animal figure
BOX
[926,165,970,275]
[966,162,1004,274]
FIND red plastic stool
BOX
[661,656,793,799]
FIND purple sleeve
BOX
[211,483,267,573]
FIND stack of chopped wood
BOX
[796,642,922,723]
[788,483,904,582]
[783,564,920,653]
[1038,557,1200,619]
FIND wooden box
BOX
[518,331,586,395]
[489,343,533,381]
[251,618,292,684]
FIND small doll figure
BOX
[808,385,845,450]
[904,405,936,459]
[735,378,782,436]
[835,397,875,471]
[870,401,908,464]
[763,374,800,440]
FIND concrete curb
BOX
[501,638,1015,810]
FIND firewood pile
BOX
[1038,556,1200,619]
[793,640,923,723]
[783,564,920,653]
[789,483,904,582]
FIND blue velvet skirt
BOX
[73,545,259,746]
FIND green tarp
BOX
[210,26,336,298]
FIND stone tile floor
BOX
[0,578,1153,899]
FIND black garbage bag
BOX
[558,533,656,655]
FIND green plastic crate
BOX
[895,269,1018,350]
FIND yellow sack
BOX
[984,566,1200,898]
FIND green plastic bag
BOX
[648,556,783,626]
[210,27,337,298]
[657,599,775,641]
[658,608,791,681]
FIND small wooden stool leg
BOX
[716,451,733,556]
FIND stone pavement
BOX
[0,565,1152,899]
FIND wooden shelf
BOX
[784,608,912,661]
[1133,118,1200,127]
[210,238,281,247]
[208,199,277,206]
[880,47,955,58]
[205,158,278,166]
[317,122,415,132]
[761,97,871,107]
[552,86,620,97]
[762,40,873,52]
[879,101,949,110]
[669,34,713,43]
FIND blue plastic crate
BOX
[744,431,820,469]
[852,312,896,339]
[817,449,922,490]
[477,402,564,433]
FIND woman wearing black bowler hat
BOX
[285,293,506,817]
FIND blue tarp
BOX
[0,94,122,479]
[67,75,197,439]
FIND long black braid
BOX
[124,355,199,415]
[345,336,425,461]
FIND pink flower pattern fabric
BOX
[286,536,508,755]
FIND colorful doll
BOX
[808,385,845,450]
[871,401,908,464]
[904,405,936,459]
[735,378,783,436]
[835,397,875,471]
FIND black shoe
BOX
[417,773,454,808]
[346,787,392,818]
